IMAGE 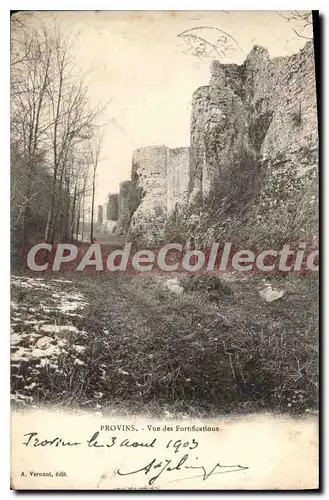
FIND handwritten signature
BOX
[117,453,249,485]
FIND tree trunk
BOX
[90,166,96,243]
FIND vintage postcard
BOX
[10,10,319,490]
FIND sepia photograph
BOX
[10,10,319,490]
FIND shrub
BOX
[180,275,233,297]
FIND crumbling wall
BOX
[109,41,318,247]
[188,41,318,245]
[107,193,119,221]
[190,80,248,200]
[128,146,168,245]
[115,180,138,235]
[166,147,190,213]
[123,145,191,245]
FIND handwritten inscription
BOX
[21,430,249,485]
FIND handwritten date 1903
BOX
[87,432,199,452]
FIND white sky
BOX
[30,11,313,205]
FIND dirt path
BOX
[11,272,318,417]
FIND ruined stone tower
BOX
[112,41,318,246]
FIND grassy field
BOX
[11,271,318,417]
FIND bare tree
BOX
[11,13,37,70]
[88,132,103,244]
[11,19,54,247]
[278,11,313,40]
[11,14,109,263]
[43,25,106,244]
[66,144,93,242]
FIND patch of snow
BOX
[58,301,87,313]
[40,324,79,334]
[31,345,60,358]
[11,276,51,289]
[11,333,22,346]
[57,339,68,348]
[36,358,58,368]
[51,279,73,284]
[24,382,37,390]
[118,368,129,375]
[11,347,31,362]
[11,392,33,403]
[74,358,85,366]
[39,305,55,313]
[164,278,184,295]
[259,283,285,303]
[35,336,55,349]
[72,345,86,353]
